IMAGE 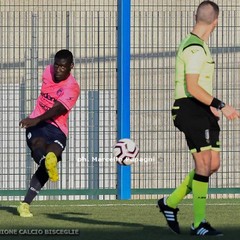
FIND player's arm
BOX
[19,101,67,128]
[186,74,239,120]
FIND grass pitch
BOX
[0,199,240,240]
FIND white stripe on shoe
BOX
[197,228,209,235]
[164,211,176,221]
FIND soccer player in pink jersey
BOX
[17,49,80,217]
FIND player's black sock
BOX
[23,174,42,204]
[35,163,49,187]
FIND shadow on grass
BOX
[0,206,17,215]
[78,226,240,240]
[45,212,143,228]
[44,212,240,240]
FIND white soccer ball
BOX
[113,138,139,165]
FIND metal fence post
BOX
[88,91,99,199]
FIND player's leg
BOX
[18,143,63,217]
[45,142,65,182]
[18,136,49,217]
[18,163,50,215]
[30,137,47,165]
[24,128,49,200]
[43,122,66,181]
[18,124,49,217]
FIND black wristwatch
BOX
[219,101,225,110]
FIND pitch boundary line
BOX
[4,202,240,208]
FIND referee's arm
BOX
[186,74,239,120]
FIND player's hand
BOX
[221,104,240,120]
[19,117,40,128]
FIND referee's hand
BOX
[210,106,220,118]
[221,105,240,120]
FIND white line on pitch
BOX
[3,202,240,208]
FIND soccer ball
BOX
[113,138,139,165]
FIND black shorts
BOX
[172,98,220,153]
[26,121,67,155]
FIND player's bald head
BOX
[196,1,219,24]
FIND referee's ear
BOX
[70,62,74,70]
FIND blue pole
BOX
[117,0,131,200]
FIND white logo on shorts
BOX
[205,129,210,144]
[27,132,32,139]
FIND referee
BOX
[157,1,239,236]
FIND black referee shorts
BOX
[172,98,220,153]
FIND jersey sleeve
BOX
[182,46,206,74]
[57,84,80,111]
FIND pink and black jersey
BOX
[30,65,80,136]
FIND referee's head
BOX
[196,1,219,25]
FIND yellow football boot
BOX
[45,152,59,182]
[17,202,33,217]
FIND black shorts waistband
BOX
[174,97,210,111]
